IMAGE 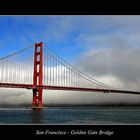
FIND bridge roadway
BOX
[0,83,140,95]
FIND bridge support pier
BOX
[32,42,43,109]
[32,88,43,108]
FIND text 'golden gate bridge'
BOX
[0,42,140,108]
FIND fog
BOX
[0,88,140,107]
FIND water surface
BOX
[0,107,140,124]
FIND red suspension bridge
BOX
[0,42,140,108]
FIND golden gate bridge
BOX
[0,42,140,108]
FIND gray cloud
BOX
[77,45,140,90]
[73,16,140,91]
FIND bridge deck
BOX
[0,83,140,95]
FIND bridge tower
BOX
[32,42,43,108]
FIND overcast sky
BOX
[1,15,140,106]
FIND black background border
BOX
[0,124,140,137]
[0,0,140,138]
[0,0,140,15]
